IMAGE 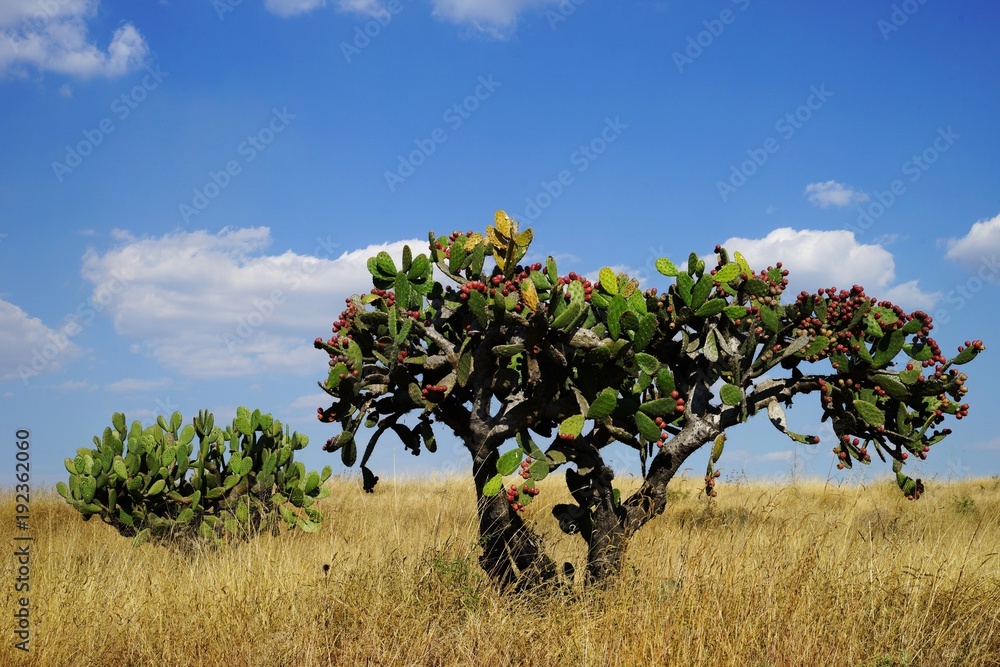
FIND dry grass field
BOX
[2,475,999,667]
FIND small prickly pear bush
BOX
[314,210,985,588]
[57,407,332,547]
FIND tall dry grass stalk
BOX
[2,475,998,666]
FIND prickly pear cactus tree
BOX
[315,210,984,587]
[57,407,331,547]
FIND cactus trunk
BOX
[586,507,626,585]
[473,446,557,590]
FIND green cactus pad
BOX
[482,474,503,497]
[904,342,934,362]
[711,434,726,463]
[639,398,678,417]
[558,415,585,439]
[303,471,320,494]
[951,345,981,365]
[695,298,727,318]
[587,389,618,419]
[720,383,744,406]
[496,449,523,476]
[713,263,741,283]
[690,275,713,310]
[634,411,661,442]
[853,399,885,427]
[634,354,660,377]
[655,257,678,277]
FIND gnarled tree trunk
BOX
[585,422,719,585]
[472,449,558,590]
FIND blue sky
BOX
[2,0,998,488]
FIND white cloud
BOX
[428,0,556,34]
[945,213,1000,280]
[265,0,388,17]
[872,233,900,246]
[0,1,148,78]
[719,228,939,311]
[287,391,332,427]
[755,450,793,463]
[106,377,172,392]
[881,280,937,308]
[289,393,327,410]
[0,299,83,381]
[80,226,423,379]
[49,379,97,391]
[265,0,328,17]
[803,181,869,208]
[263,0,559,35]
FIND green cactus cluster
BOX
[312,210,984,586]
[315,211,985,509]
[56,407,332,547]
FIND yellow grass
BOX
[2,476,999,666]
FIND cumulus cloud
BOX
[0,299,84,382]
[0,0,148,78]
[263,0,559,35]
[719,228,939,311]
[265,0,328,17]
[106,377,173,392]
[266,0,395,17]
[80,226,423,379]
[945,213,1000,281]
[49,379,97,391]
[755,450,793,463]
[428,0,556,34]
[803,181,869,208]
